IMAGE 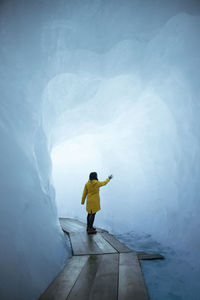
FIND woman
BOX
[81,172,113,234]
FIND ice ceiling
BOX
[0,0,200,299]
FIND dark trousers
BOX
[87,213,96,229]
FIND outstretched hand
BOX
[108,174,113,180]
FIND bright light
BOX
[51,133,110,218]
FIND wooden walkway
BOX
[39,218,164,300]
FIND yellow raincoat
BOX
[81,178,110,213]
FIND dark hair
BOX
[89,172,98,181]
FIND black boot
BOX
[87,228,97,234]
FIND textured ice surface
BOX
[116,232,200,300]
[0,0,200,299]
[51,10,200,256]
[0,100,71,299]
[0,2,72,299]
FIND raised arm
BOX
[98,175,113,187]
[81,184,87,204]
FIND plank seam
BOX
[101,233,132,254]
[93,234,117,254]
[101,233,120,253]
[66,255,89,300]
[117,253,120,300]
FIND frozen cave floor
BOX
[115,232,200,300]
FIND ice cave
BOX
[0,0,200,299]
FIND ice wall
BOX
[0,1,71,299]
[45,0,200,266]
[0,0,200,299]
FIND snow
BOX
[0,0,200,299]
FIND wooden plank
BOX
[59,218,85,226]
[63,218,85,224]
[101,232,132,253]
[66,218,108,232]
[39,256,89,300]
[118,252,149,300]
[60,218,85,227]
[62,218,86,229]
[70,232,117,255]
[60,218,108,234]
[61,223,82,234]
[67,254,118,300]
[92,234,117,254]
[70,232,103,255]
[137,252,164,260]
[60,219,85,233]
